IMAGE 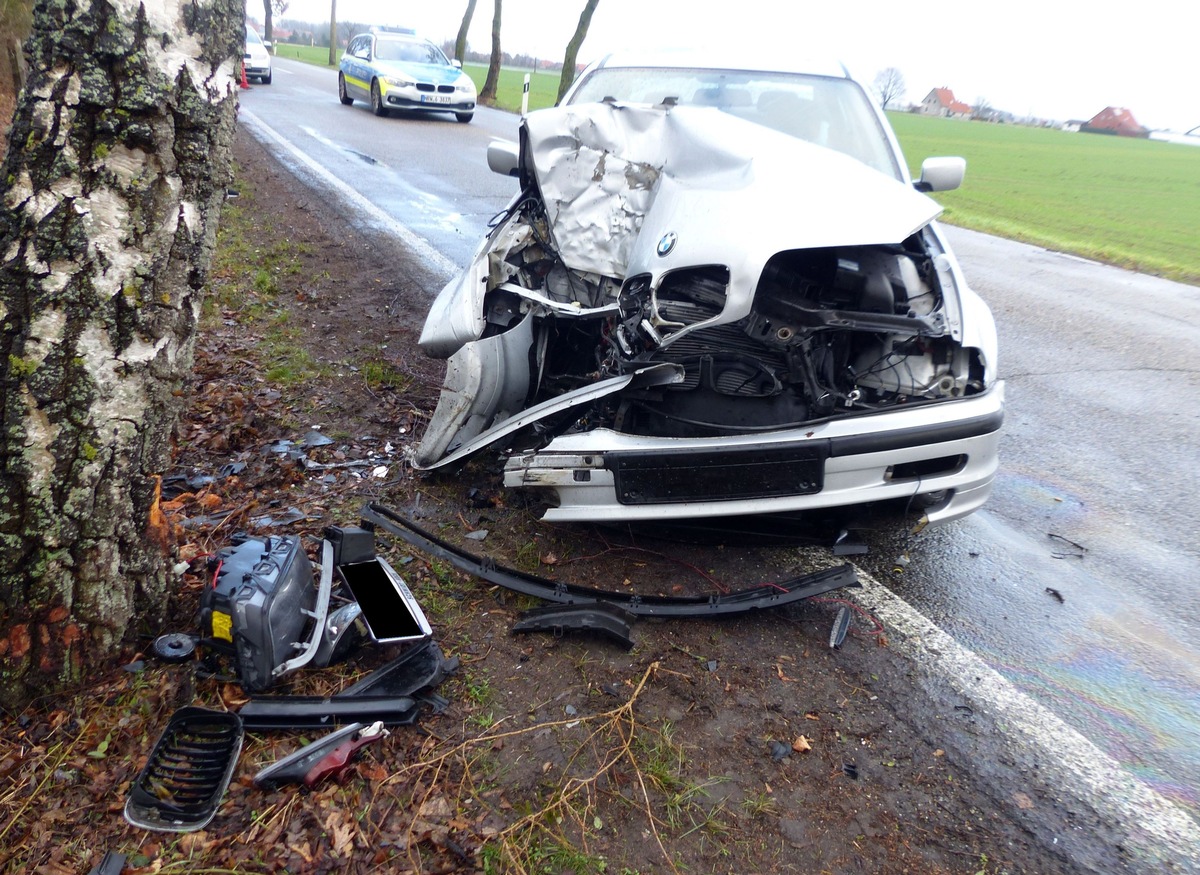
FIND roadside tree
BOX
[873,66,906,110]
[455,0,478,64]
[480,0,502,102]
[556,0,600,103]
[0,0,242,709]
[260,0,288,44]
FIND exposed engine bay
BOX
[414,101,996,502]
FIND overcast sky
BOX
[266,0,1197,131]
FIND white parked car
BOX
[244,25,272,84]
[415,50,1003,528]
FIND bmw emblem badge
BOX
[656,232,677,257]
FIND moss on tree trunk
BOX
[0,0,242,709]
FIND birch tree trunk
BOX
[0,0,241,709]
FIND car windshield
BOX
[567,67,900,178]
[375,38,448,65]
[246,28,263,45]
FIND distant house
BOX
[1060,120,1086,133]
[919,87,972,119]
[1081,107,1148,138]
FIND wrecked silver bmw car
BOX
[415,53,1003,526]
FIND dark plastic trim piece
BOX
[360,503,859,617]
[124,707,243,832]
[513,602,638,649]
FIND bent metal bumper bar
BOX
[360,502,859,618]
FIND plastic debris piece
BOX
[1045,587,1065,603]
[829,606,852,649]
[769,740,792,761]
[706,660,718,673]
[153,633,197,663]
[124,707,243,832]
[465,529,489,541]
[832,529,869,556]
[301,430,335,449]
[842,762,859,779]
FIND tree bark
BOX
[327,0,336,66]
[480,0,501,103]
[454,0,477,64]
[0,0,242,709]
[261,0,272,43]
[556,0,599,104]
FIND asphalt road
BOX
[240,57,1200,831]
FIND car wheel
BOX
[338,73,353,106]
[262,70,272,85]
[370,80,388,117]
[455,112,474,124]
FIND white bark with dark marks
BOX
[0,0,242,708]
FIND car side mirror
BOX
[487,139,520,178]
[915,157,966,193]
[263,40,272,52]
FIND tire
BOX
[262,70,272,85]
[455,112,474,124]
[370,80,388,117]
[338,73,353,106]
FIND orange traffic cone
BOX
[240,60,250,89]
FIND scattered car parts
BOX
[200,535,331,692]
[238,636,457,730]
[360,503,859,618]
[512,602,638,649]
[124,707,243,832]
[253,721,389,790]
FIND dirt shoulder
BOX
[0,128,1099,875]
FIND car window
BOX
[567,67,900,179]
[374,39,448,65]
[246,28,262,46]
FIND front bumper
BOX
[381,83,474,113]
[504,382,1005,526]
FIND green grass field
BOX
[267,47,1200,284]
[888,113,1200,284]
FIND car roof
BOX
[584,49,852,81]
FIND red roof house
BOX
[919,87,972,119]
[1081,107,1148,138]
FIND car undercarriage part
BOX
[512,602,638,649]
[360,502,859,617]
[238,693,440,730]
[200,535,332,692]
[124,707,244,832]
[253,721,389,790]
[238,636,458,730]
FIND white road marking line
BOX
[238,107,461,281]
[853,569,1200,867]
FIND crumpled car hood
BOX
[524,102,941,281]
[420,102,943,357]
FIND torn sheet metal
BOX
[521,102,941,283]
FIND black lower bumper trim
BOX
[361,503,858,618]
